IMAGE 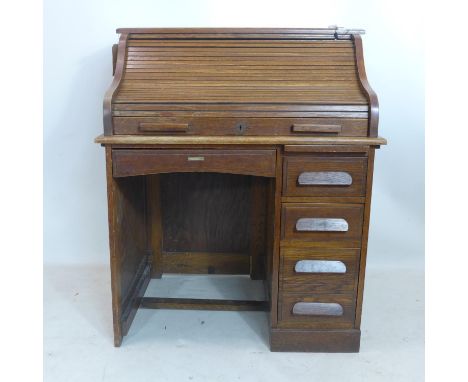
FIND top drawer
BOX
[283,156,367,197]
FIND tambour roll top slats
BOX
[116,39,365,105]
[105,28,378,138]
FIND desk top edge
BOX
[94,135,387,146]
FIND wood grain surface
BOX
[112,149,277,178]
[98,28,384,352]
[96,134,387,146]
[278,293,356,329]
[160,173,252,254]
[283,155,367,197]
[280,247,360,294]
[281,203,364,247]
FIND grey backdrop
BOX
[44,0,424,269]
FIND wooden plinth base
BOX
[270,328,361,352]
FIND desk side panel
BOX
[105,147,151,346]
[354,147,376,328]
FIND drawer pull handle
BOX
[298,171,352,186]
[296,218,348,232]
[292,124,342,134]
[292,302,343,316]
[139,122,189,133]
[187,156,205,161]
[295,260,346,273]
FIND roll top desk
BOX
[95,27,386,352]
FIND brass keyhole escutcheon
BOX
[235,122,247,134]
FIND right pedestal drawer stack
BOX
[276,145,374,352]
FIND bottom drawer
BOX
[278,293,356,329]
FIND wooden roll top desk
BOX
[95,27,386,352]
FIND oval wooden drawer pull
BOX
[294,260,346,273]
[295,218,349,232]
[139,122,189,133]
[292,124,342,133]
[298,171,352,186]
[292,302,344,316]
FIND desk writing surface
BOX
[95,135,387,146]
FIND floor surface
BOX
[44,263,424,381]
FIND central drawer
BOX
[112,149,277,178]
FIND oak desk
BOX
[95,27,386,352]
